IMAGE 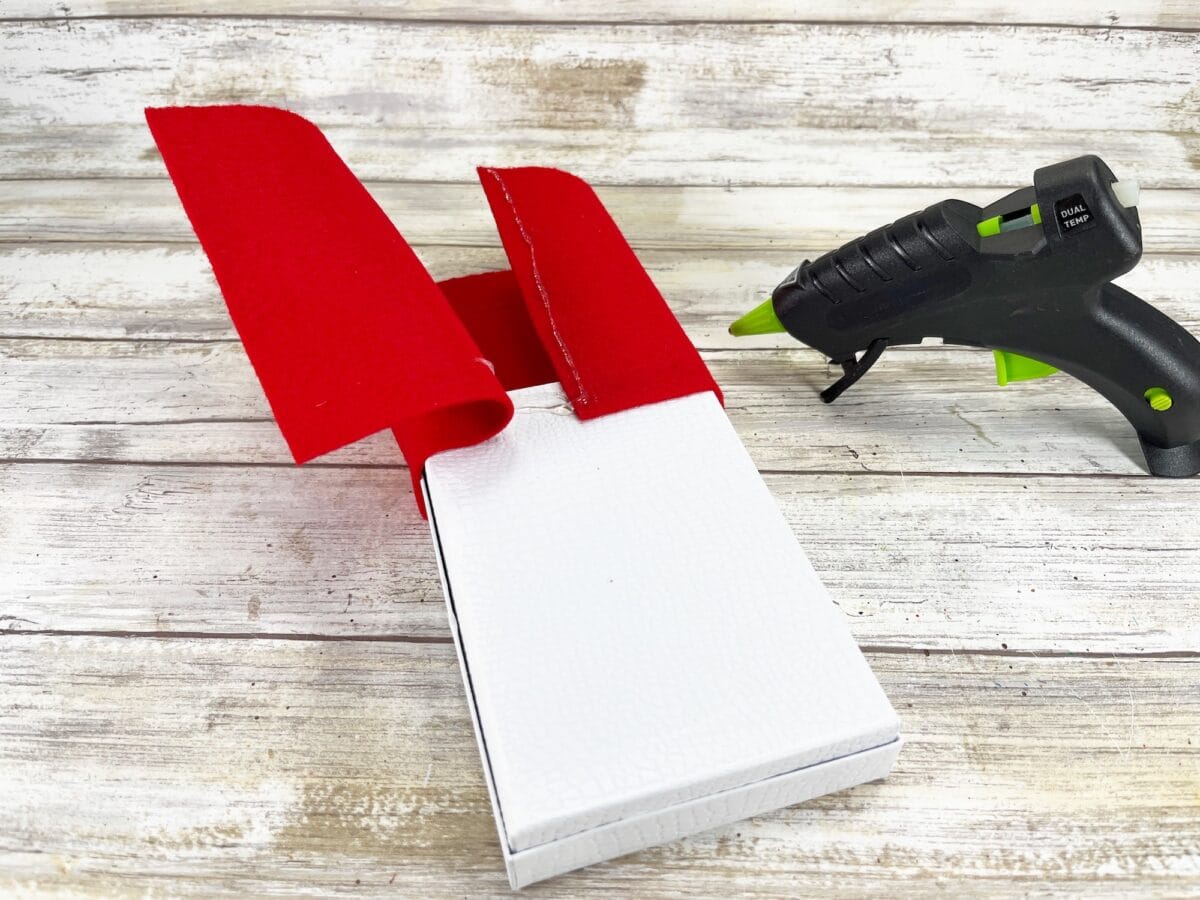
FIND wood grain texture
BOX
[0,337,1178,476]
[5,181,1200,252]
[4,0,1199,28]
[3,242,1198,344]
[0,243,1195,480]
[1,636,1197,896]
[2,19,1199,186]
[4,462,1199,651]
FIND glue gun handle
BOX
[1032,283,1200,476]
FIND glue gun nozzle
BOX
[729,297,787,337]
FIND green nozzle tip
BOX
[729,297,786,337]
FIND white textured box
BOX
[424,383,900,889]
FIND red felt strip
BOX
[145,105,513,507]
[478,166,722,418]
[438,270,558,393]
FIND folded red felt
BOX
[146,105,721,513]
[437,269,558,393]
[145,105,513,489]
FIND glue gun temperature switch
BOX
[730,155,1200,478]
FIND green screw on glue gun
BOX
[729,155,1200,477]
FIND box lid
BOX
[425,384,899,853]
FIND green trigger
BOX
[994,350,1059,386]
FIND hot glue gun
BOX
[730,156,1200,476]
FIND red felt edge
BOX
[478,166,722,418]
[145,105,513,514]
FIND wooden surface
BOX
[2,2,1199,895]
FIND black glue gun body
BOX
[766,155,1200,477]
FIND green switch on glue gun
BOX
[730,155,1200,477]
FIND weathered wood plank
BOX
[3,463,1198,650]
[2,20,1198,185]
[4,0,1198,28]
[2,237,1195,479]
[4,181,1200,253]
[3,243,1198,347]
[1,636,1196,894]
[0,334,1178,476]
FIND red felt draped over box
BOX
[478,166,721,419]
[146,105,721,514]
